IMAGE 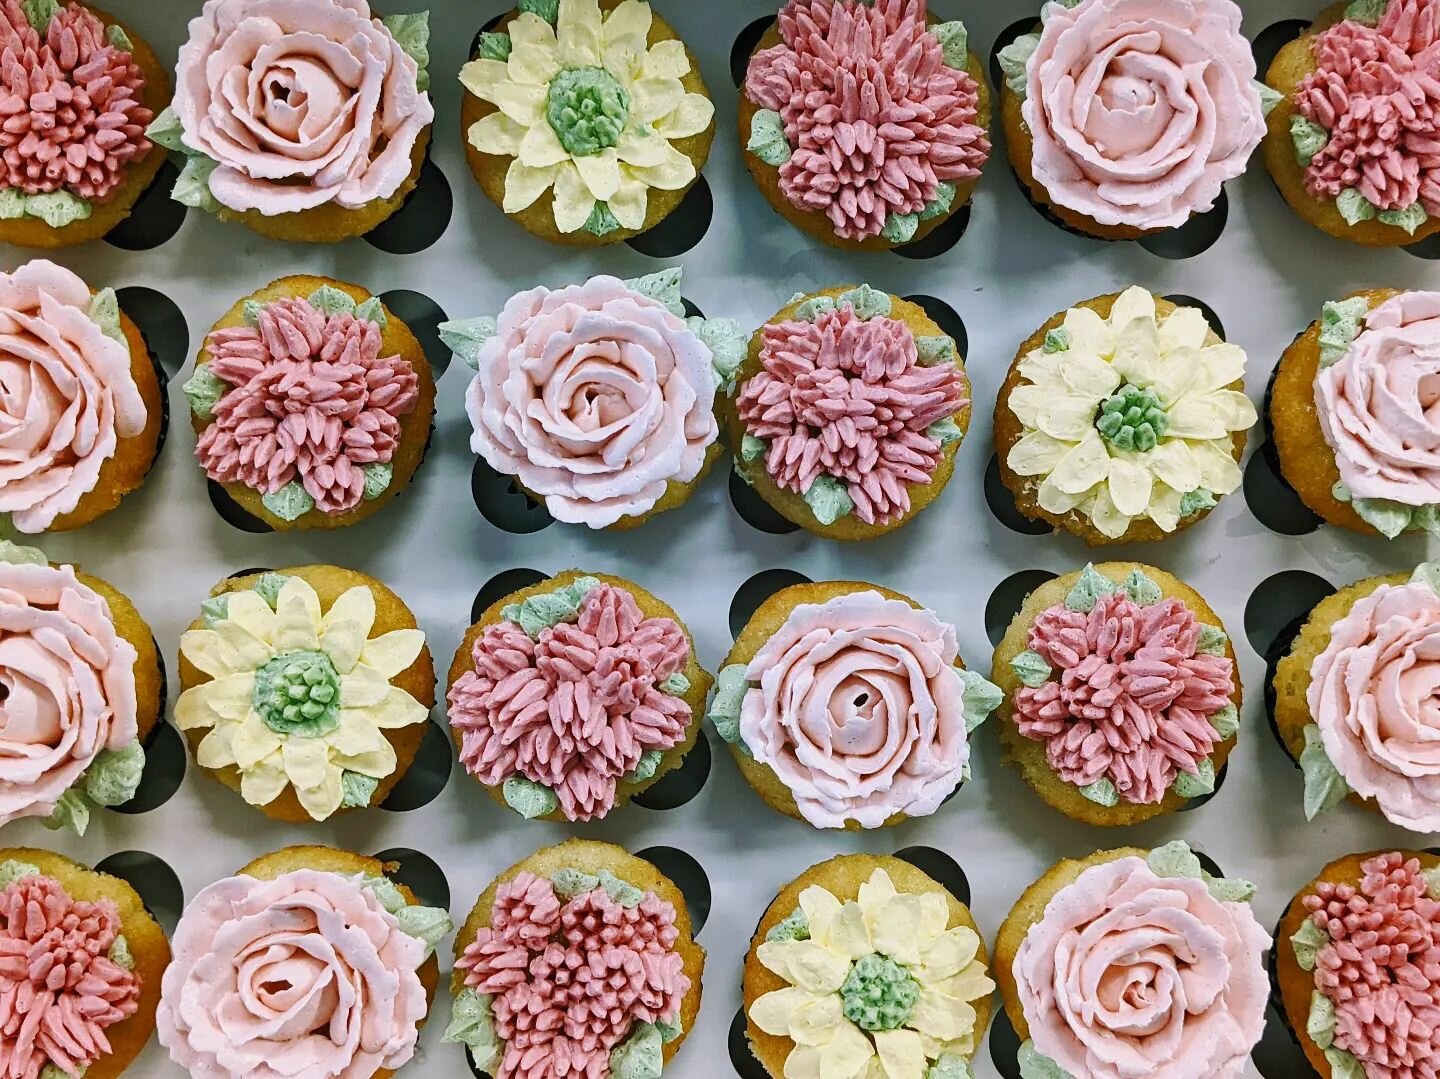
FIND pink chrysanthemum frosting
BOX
[456,871,689,1079]
[1014,592,1234,804]
[448,583,693,822]
[1302,852,1440,1077]
[744,0,989,240]
[194,296,419,516]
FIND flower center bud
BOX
[840,953,919,1031]
[253,649,341,737]
[1096,383,1168,452]
[546,66,629,157]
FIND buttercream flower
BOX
[175,574,428,821]
[460,0,714,233]
[750,867,994,1074]
[158,870,429,1079]
[0,259,146,533]
[1005,287,1255,539]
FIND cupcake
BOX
[458,0,715,245]
[1262,1,1440,246]
[148,0,433,242]
[996,841,1270,1079]
[991,563,1242,826]
[447,838,703,1076]
[448,570,711,822]
[1274,849,1440,1076]
[183,275,436,531]
[0,541,160,833]
[995,0,1270,240]
[0,848,168,1079]
[743,853,993,1078]
[725,284,972,540]
[1271,289,1440,537]
[175,566,435,823]
[738,0,991,250]
[995,287,1255,544]
[159,845,449,1079]
[0,1,167,248]
[711,580,1001,829]
[445,268,743,529]
[0,260,164,533]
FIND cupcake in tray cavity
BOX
[183,275,436,531]
[995,287,1254,544]
[995,0,1271,240]
[725,285,972,540]
[991,563,1242,826]
[738,0,991,250]
[711,580,1000,829]
[459,0,714,245]
[743,853,994,1078]
[158,845,449,1079]
[149,0,434,242]
[444,267,743,529]
[447,838,704,1078]
[175,566,435,823]
[996,841,1270,1079]
[448,570,711,823]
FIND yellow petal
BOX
[195,672,254,722]
[295,767,344,822]
[608,173,649,228]
[1111,314,1163,386]
[1006,383,1046,429]
[617,127,669,168]
[917,926,981,983]
[320,587,377,673]
[519,121,569,169]
[1160,305,1211,351]
[1192,438,1244,494]
[1109,285,1158,332]
[458,58,511,100]
[1049,430,1110,495]
[632,76,684,124]
[819,1022,875,1079]
[351,686,429,730]
[1192,343,1248,393]
[325,713,388,758]
[872,1030,925,1079]
[359,628,425,681]
[1090,483,1132,539]
[272,577,322,652]
[915,892,949,948]
[629,141,695,190]
[1061,352,1121,398]
[656,93,715,139]
[1062,306,1113,356]
[821,902,871,961]
[782,1048,823,1079]
[642,39,691,80]
[177,629,231,680]
[332,740,398,781]
[222,590,277,645]
[282,737,333,792]
[798,885,843,942]
[749,986,811,1036]
[231,712,283,769]
[468,111,526,157]
[490,80,547,126]
[756,940,851,995]
[1037,473,1088,515]
[340,669,389,709]
[551,161,596,232]
[1006,430,1071,477]
[509,38,561,86]
[908,987,977,1044]
[857,869,896,914]
[1147,483,1184,532]
[502,159,560,213]
[1107,457,1153,517]
[789,994,844,1046]
[240,762,287,808]
[573,147,621,200]
[869,894,926,967]
[1036,392,1100,441]
[601,0,650,80]
[1145,440,1202,494]
[196,727,238,769]
[556,0,603,67]
[175,685,217,732]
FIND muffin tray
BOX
[17,1,1440,1076]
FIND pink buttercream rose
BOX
[0,259,146,533]
[737,590,970,828]
[157,870,429,1079]
[0,561,137,826]
[1022,0,1265,229]
[1015,857,1270,1079]
[172,0,434,215]
[465,276,719,528]
[1308,579,1440,831]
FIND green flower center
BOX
[840,954,919,1032]
[546,66,629,157]
[253,650,341,737]
[1096,383,1168,453]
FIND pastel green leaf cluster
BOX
[477,31,512,61]
[916,336,955,365]
[1291,917,1327,972]
[1343,488,1440,539]
[340,771,379,808]
[381,13,430,92]
[1325,1047,1366,1079]
[262,481,315,522]
[362,462,392,502]
[501,576,601,637]
[997,34,1041,97]
[361,875,407,914]
[87,289,126,346]
[84,741,145,807]
[794,295,836,322]
[395,904,453,958]
[659,672,690,696]
[252,573,290,609]
[520,0,559,25]
[1017,1039,1070,1079]
[24,190,91,228]
[841,954,919,1031]
[146,107,189,153]
[610,1021,663,1079]
[1291,115,1329,165]
[1066,565,1117,613]
[748,109,792,166]
[308,285,357,318]
[1096,383,1168,452]
[926,1055,974,1079]
[765,907,810,942]
[0,860,40,887]
[958,668,1002,733]
[931,21,968,69]
[1209,703,1239,739]
[1195,624,1229,656]
[1412,561,1440,596]
[1011,650,1052,688]
[919,182,955,221]
[688,315,748,390]
[1079,779,1118,807]
[709,664,752,756]
[108,934,134,971]
[0,541,47,566]
[1146,840,1204,881]
[43,789,91,836]
[172,154,221,213]
[927,416,963,447]
[550,867,600,898]
[183,365,227,421]
[253,650,342,737]
[583,201,621,236]
[838,284,892,320]
[1307,990,1336,1050]
[1043,327,1070,353]
[1120,570,1161,606]
[444,988,501,1073]
[882,211,919,245]
[503,775,558,819]
[1174,758,1215,799]
[438,316,499,371]
[624,267,685,316]
[597,869,644,907]
[1422,866,1440,899]
[804,474,854,525]
[740,434,767,463]
[1179,488,1217,517]
[22,0,59,31]
[1336,187,1377,226]
[624,749,664,784]
[1345,0,1387,23]
[200,595,230,628]
[1318,296,1369,367]
[1300,723,1351,819]
[1257,81,1283,117]
[1378,203,1429,234]
[1205,874,1257,903]
[354,296,388,328]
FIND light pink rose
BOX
[172,0,435,215]
[465,276,719,528]
[0,561,138,825]
[1022,0,1265,229]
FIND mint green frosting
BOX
[1345,0,1387,23]
[582,201,621,236]
[0,541,46,566]
[916,336,955,365]
[794,295,836,322]
[1333,481,1440,538]
[766,907,810,943]
[919,181,955,221]
[1012,650,1052,688]
[1206,874,1257,903]
[547,67,629,157]
[444,988,501,1073]
[1195,624,1228,656]
[1412,561,1440,595]
[361,875,408,914]
[22,0,58,30]
[87,288,126,346]
[253,650,341,737]
[1080,779,1119,807]
[841,954,919,1031]
[43,788,90,836]
[687,315,748,391]
[241,299,265,327]
[1307,989,1336,1050]
[503,775,558,819]
[1291,916,1327,972]
[997,34,1041,97]
[438,315,498,371]
[307,285,356,318]
[395,904,453,958]
[1209,703,1239,740]
[340,771,379,808]
[1043,327,1070,353]
[1379,202,1429,234]
[354,296,387,328]
[659,672,690,696]
[928,416,963,447]
[1147,840,1205,880]
[183,365,227,421]
[501,576,601,637]
[0,860,40,887]
[1291,115,1329,166]
[804,474,854,525]
[1174,758,1215,799]
[1120,570,1162,606]
[1097,384,1168,452]
[108,934,133,971]
[1325,1047,1366,1079]
[709,664,751,756]
[84,741,145,807]
[549,867,597,898]
[926,1055,974,1079]
[146,106,189,153]
[931,21,968,69]
[381,12,430,91]
[1017,1040,1070,1079]
[476,31,512,60]
[1179,488,1218,517]
[18,189,90,228]
[38,1065,80,1079]
[251,572,289,608]
[519,0,558,22]
[881,211,919,244]
[959,668,1002,733]
[625,749,664,784]
[610,1020,664,1079]
[625,268,684,316]
[598,869,644,908]
[1257,81,1283,117]
[262,481,315,521]
[171,154,221,212]
[1065,565,1116,613]
[361,462,392,502]
[838,284,891,320]
[740,434,767,463]
[1318,296,1369,368]
[1336,187,1377,226]
[1300,722,1351,819]
[749,109,792,166]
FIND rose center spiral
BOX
[252,650,341,737]
[546,67,629,157]
[841,953,919,1031]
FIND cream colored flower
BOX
[1006,286,1256,539]
[176,576,427,821]
[750,868,993,1078]
[459,0,713,233]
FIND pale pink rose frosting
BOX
[448,583,693,822]
[157,869,429,1079]
[0,872,140,1079]
[1308,579,1440,831]
[172,0,434,215]
[1014,592,1234,804]
[1022,0,1265,229]
[0,259,145,534]
[744,0,990,240]
[0,560,137,826]
[466,276,719,529]
[738,590,969,828]
[1316,291,1440,507]
[456,871,689,1079]
[1015,856,1270,1079]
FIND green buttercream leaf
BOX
[1319,296,1369,367]
[550,867,601,898]
[0,860,40,887]
[598,869,644,908]
[927,416,963,447]
[1120,570,1162,606]
[659,672,690,696]
[172,153,221,212]
[1344,0,1387,24]
[1017,1039,1070,1079]
[105,22,133,52]
[1147,840,1204,881]
[916,336,955,365]
[444,989,501,1073]
[24,190,91,228]
[1325,1047,1367,1079]
[1209,703,1239,740]
[519,0,558,23]
[382,13,430,91]
[1379,202,1429,234]
[625,748,664,783]
[21,0,58,32]
[837,284,891,319]
[748,108,792,166]
[476,31,512,61]
[1308,990,1337,1050]
[308,285,357,317]
[340,771,379,808]
[0,541,47,566]
[1205,874,1257,903]
[709,664,752,758]
[0,189,24,219]
[610,1021,664,1079]
[688,316,747,390]
[997,34,1040,97]
[38,1064,79,1079]
[251,572,289,609]
[958,668,1002,733]
[43,788,92,837]
[803,474,854,525]
[794,295,836,322]
[501,577,600,637]
[396,904,453,959]
[1257,79,1283,117]
[1179,488,1218,517]
[930,21,968,69]
[1336,187,1377,225]
[1291,115,1329,165]
[1043,327,1070,353]
[183,365,227,421]
[1011,650,1052,688]
[656,1014,683,1043]
[1353,495,1420,538]
[624,267,685,317]
[241,299,265,326]
[145,106,189,153]
[361,462,392,502]
[881,211,918,245]
[503,775,557,819]
[360,875,408,915]
[200,595,230,628]
[108,934,134,971]
[765,907,811,942]
[87,288,126,346]
[438,316,498,371]
[1066,565,1116,612]
[740,433,767,463]
[926,1055,974,1079]
[84,741,144,807]
[1080,779,1118,807]
[1301,724,1351,819]
[1412,503,1440,537]
[1291,916,1327,972]
[1174,757,1216,799]
[1195,624,1229,656]
[918,181,955,221]
[262,481,314,522]
[1413,561,1440,598]
[582,201,621,236]
[353,296,387,328]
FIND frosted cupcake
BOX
[459,0,715,245]
[739,0,991,250]
[996,0,1270,240]
[711,580,1001,829]
[995,287,1255,544]
[159,845,448,1079]
[448,570,712,822]
[996,841,1269,1079]
[444,268,743,529]
[992,563,1242,826]
[149,0,433,242]
[725,285,972,540]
